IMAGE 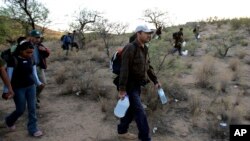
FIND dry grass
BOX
[214,71,232,94]
[228,58,240,72]
[54,67,67,85]
[236,49,247,59]
[195,55,216,89]
[189,95,202,117]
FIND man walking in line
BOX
[117,25,161,141]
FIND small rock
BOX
[180,132,188,137]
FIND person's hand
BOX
[118,90,127,100]
[7,89,15,99]
[38,46,46,51]
[155,82,161,89]
[2,91,14,100]
[38,83,45,90]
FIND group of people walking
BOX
[61,30,79,56]
[0,24,200,140]
[0,29,50,137]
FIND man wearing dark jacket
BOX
[117,25,161,141]
[172,27,184,56]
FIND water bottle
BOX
[114,95,130,118]
[157,88,168,104]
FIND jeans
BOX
[118,85,151,141]
[5,84,38,135]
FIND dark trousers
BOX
[172,45,182,56]
[117,85,151,141]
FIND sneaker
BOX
[5,121,16,131]
[118,132,137,140]
[6,124,16,131]
[33,130,43,137]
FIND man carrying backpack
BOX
[117,25,161,141]
[62,33,72,56]
[27,29,49,108]
[172,28,184,56]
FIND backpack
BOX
[110,47,123,75]
[60,35,65,42]
[110,42,138,75]
[172,32,179,40]
[0,45,17,63]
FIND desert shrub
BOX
[236,49,247,59]
[240,40,248,47]
[163,81,188,101]
[189,95,201,117]
[214,72,231,94]
[90,51,107,64]
[195,55,216,88]
[228,58,240,72]
[230,17,250,30]
[185,40,199,56]
[230,20,242,30]
[55,68,67,85]
[86,39,103,48]
[59,79,78,95]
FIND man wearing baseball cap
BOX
[28,29,49,109]
[117,25,160,141]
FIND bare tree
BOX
[1,0,50,33]
[70,8,101,49]
[142,8,170,29]
[92,18,128,57]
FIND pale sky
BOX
[1,0,250,32]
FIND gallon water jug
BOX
[114,96,130,118]
[157,88,168,104]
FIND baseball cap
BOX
[29,29,42,37]
[135,25,153,33]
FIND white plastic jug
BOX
[181,41,186,47]
[114,96,130,118]
[157,88,168,104]
[182,50,188,56]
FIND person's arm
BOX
[38,44,50,58]
[2,67,14,95]
[146,55,161,88]
[32,65,42,86]
[0,67,11,89]
[118,44,134,99]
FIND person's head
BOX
[17,36,26,45]
[15,40,34,59]
[28,29,42,44]
[180,28,183,31]
[135,25,153,44]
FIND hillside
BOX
[0,19,250,141]
[0,16,62,47]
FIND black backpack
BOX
[110,42,138,75]
[0,45,17,63]
[60,35,65,41]
[172,32,179,40]
[110,48,123,75]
